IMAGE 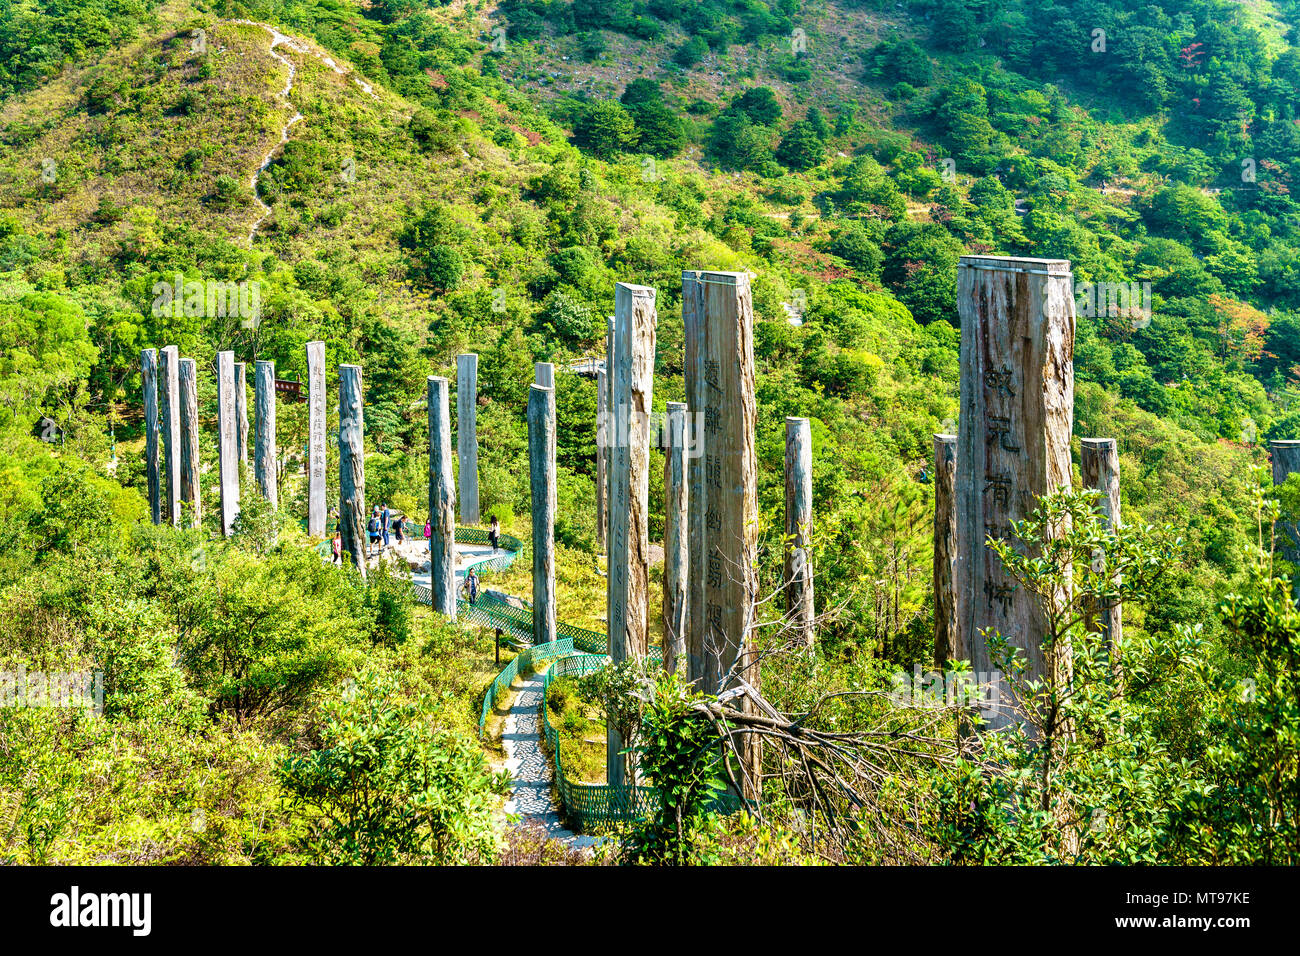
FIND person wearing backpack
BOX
[367,510,381,557]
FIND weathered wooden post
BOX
[254,360,278,509]
[1081,438,1122,681]
[683,270,761,799]
[456,353,480,526]
[306,341,327,537]
[159,346,181,526]
[933,434,960,667]
[606,316,615,548]
[235,361,249,464]
[663,401,689,674]
[606,283,657,790]
[216,350,240,537]
[785,416,814,647]
[955,255,1075,726]
[338,364,366,578]
[141,348,161,525]
[535,362,554,389]
[428,376,457,619]
[179,357,201,526]
[528,383,556,645]
[596,365,608,552]
[1271,439,1300,602]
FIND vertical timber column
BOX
[456,354,480,526]
[235,362,249,464]
[306,341,326,537]
[179,358,201,527]
[255,360,278,509]
[216,351,240,537]
[596,367,608,552]
[428,376,457,619]
[955,255,1075,723]
[663,401,689,674]
[535,362,555,389]
[607,283,656,789]
[141,348,161,525]
[784,416,814,647]
[1081,438,1122,681]
[528,384,557,645]
[603,318,615,552]
[1271,439,1300,602]
[160,345,181,526]
[933,434,960,667]
[687,271,760,799]
[681,273,705,683]
[338,364,366,578]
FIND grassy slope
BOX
[0,0,1264,641]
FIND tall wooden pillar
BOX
[955,256,1075,724]
[596,366,608,551]
[160,345,181,526]
[141,348,161,525]
[428,376,457,619]
[255,360,278,509]
[784,416,814,647]
[607,283,656,789]
[683,270,760,799]
[535,362,554,389]
[235,361,249,464]
[179,357,201,527]
[528,384,556,645]
[682,277,705,683]
[663,401,689,674]
[933,434,960,666]
[1271,439,1300,601]
[338,364,366,578]
[456,353,480,526]
[1081,437,1122,681]
[306,341,327,537]
[216,350,240,537]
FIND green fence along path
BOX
[406,527,733,833]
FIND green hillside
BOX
[0,0,1297,866]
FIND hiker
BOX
[393,515,405,546]
[367,510,381,557]
[380,502,391,550]
[465,568,479,606]
[489,515,500,553]
[332,530,342,565]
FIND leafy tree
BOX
[572,100,637,159]
[827,220,884,279]
[627,98,686,157]
[673,36,708,68]
[775,120,826,171]
[731,86,782,126]
[623,672,726,865]
[280,672,508,864]
[422,245,465,293]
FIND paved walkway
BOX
[500,668,599,848]
[406,541,498,594]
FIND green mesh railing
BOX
[476,638,578,736]
[538,651,740,831]
[411,527,735,831]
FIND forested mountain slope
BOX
[0,0,1297,864]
